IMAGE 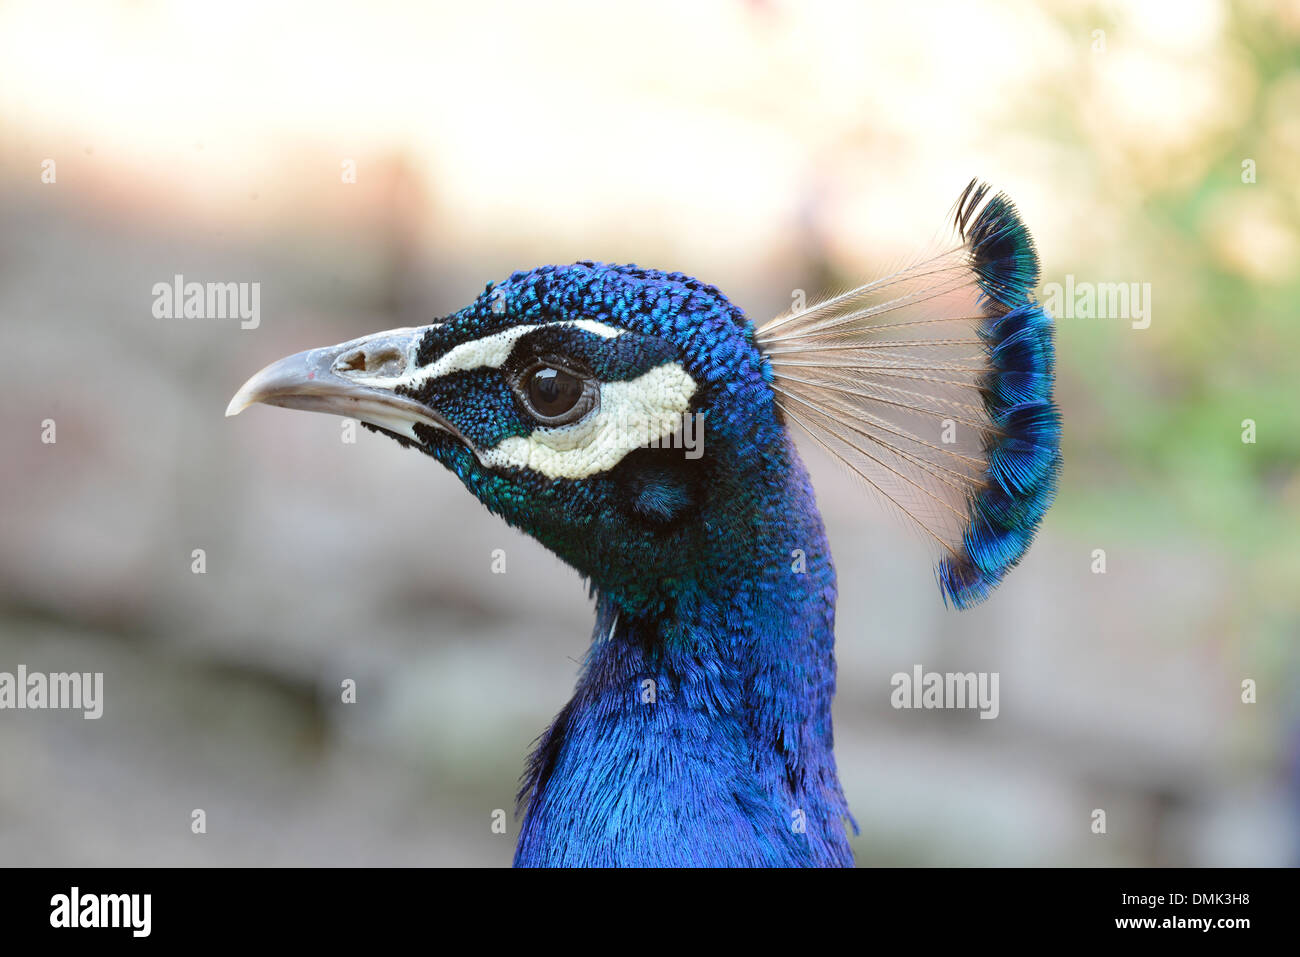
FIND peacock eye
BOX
[518,362,597,425]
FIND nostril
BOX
[336,349,366,373]
[336,347,405,377]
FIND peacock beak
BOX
[226,325,457,443]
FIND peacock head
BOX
[229,183,1061,614]
[227,263,781,613]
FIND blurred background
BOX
[1,0,1297,866]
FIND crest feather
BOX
[758,180,1061,608]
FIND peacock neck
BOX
[514,435,854,866]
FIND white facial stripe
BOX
[420,320,621,382]
[480,363,697,479]
[346,319,625,391]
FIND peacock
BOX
[226,180,1060,867]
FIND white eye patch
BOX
[480,363,698,480]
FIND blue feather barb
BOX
[941,181,1061,607]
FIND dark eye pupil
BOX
[527,366,583,418]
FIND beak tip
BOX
[225,389,253,417]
